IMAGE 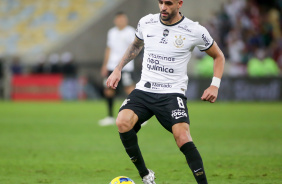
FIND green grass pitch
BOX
[0,101,281,184]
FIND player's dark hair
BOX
[115,11,126,16]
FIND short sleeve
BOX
[127,27,135,43]
[195,25,214,51]
[135,19,143,40]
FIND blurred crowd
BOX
[4,0,282,79]
[8,52,85,100]
[205,0,282,76]
[10,52,77,77]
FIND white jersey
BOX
[135,13,214,95]
[107,26,135,72]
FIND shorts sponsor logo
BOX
[202,34,210,47]
[171,109,187,119]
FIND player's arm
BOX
[101,47,110,77]
[106,36,144,89]
[201,41,225,103]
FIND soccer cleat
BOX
[98,116,115,126]
[142,169,156,184]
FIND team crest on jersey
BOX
[163,29,169,37]
[159,29,169,44]
[174,35,185,48]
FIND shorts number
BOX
[177,97,185,109]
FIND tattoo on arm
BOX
[117,37,144,70]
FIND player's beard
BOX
[160,10,177,22]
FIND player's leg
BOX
[123,72,148,126]
[153,94,207,184]
[99,72,116,126]
[98,87,116,126]
[116,109,138,133]
[172,123,208,184]
[117,110,150,179]
[117,90,154,180]
[104,87,115,117]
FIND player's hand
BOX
[201,86,218,103]
[101,65,108,78]
[106,68,121,89]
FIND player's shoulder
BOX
[139,13,159,25]
[108,26,118,34]
[181,17,208,34]
[125,25,135,32]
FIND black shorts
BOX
[119,89,190,133]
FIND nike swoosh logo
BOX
[147,35,155,37]
[175,116,184,119]
[194,168,202,173]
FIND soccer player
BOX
[107,0,225,183]
[99,12,136,126]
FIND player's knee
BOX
[174,131,192,148]
[104,88,115,97]
[116,116,133,133]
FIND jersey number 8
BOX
[177,97,185,109]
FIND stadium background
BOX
[0,0,281,101]
[0,0,281,184]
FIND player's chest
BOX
[110,31,128,43]
[143,26,194,51]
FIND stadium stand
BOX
[203,0,282,76]
[0,0,123,56]
[0,0,281,100]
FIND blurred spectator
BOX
[226,29,245,63]
[10,56,22,75]
[207,0,281,76]
[60,52,79,100]
[224,0,246,27]
[33,54,49,74]
[0,58,3,79]
[49,53,61,74]
[61,52,77,77]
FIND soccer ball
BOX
[110,176,135,184]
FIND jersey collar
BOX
[159,13,184,26]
